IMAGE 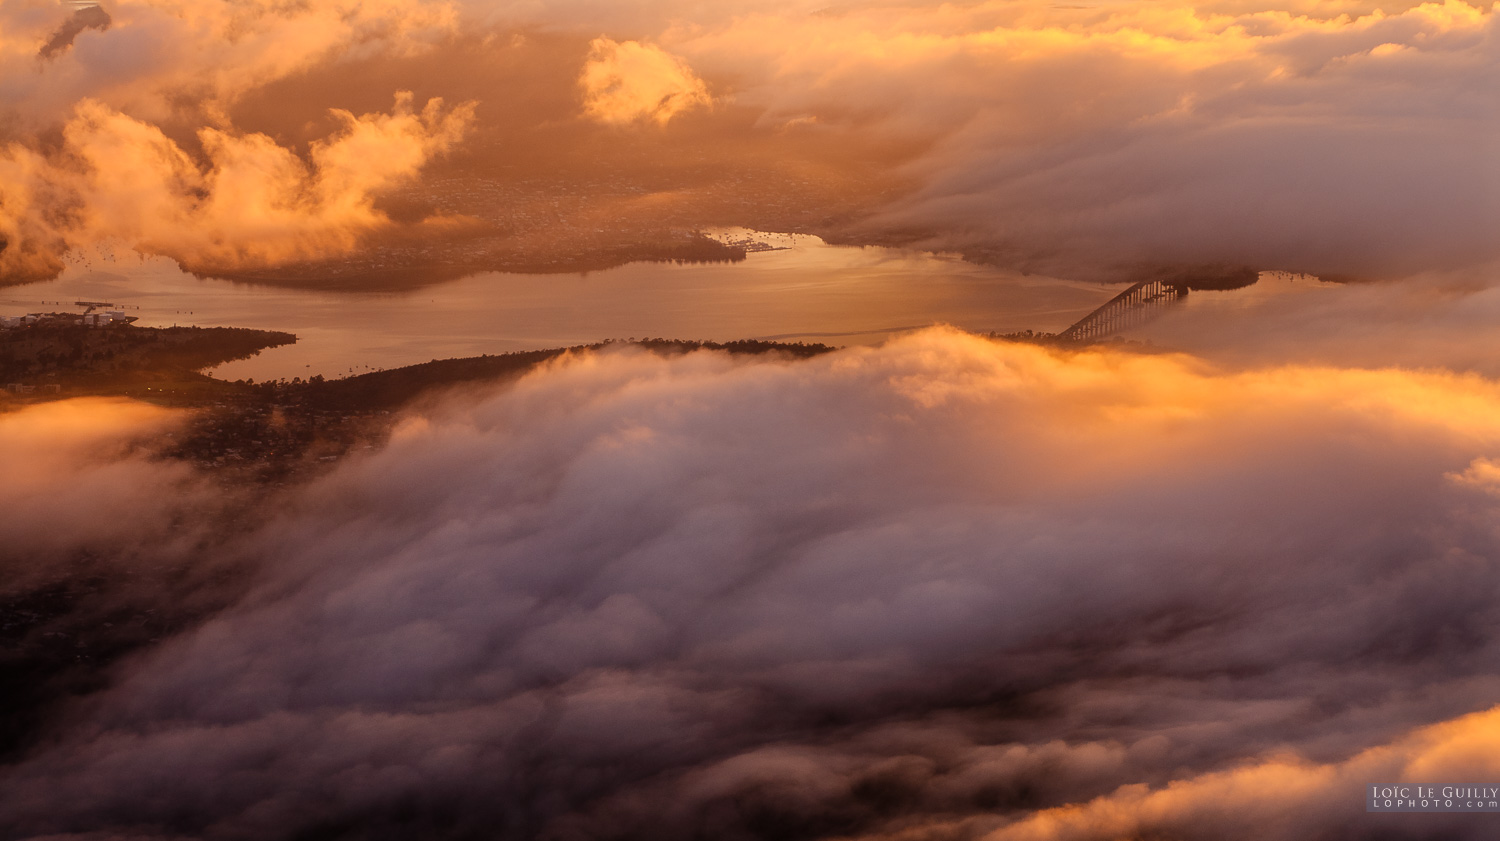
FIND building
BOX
[1,308,136,328]
[83,311,129,326]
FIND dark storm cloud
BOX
[7,333,1500,839]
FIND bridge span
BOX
[1055,278,1187,343]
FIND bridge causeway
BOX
[1055,279,1187,343]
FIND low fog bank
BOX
[1137,266,1500,375]
[5,331,1500,839]
[0,399,256,761]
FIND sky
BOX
[2,2,1500,840]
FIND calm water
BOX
[2,231,1117,381]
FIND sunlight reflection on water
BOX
[4,231,1116,381]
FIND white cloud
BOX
[7,332,1500,838]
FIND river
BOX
[1,231,1117,381]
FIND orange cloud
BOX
[581,37,711,126]
[0,398,204,574]
[983,704,1500,841]
[2,0,460,126]
[0,144,68,282]
[3,0,1496,283]
[1,92,473,271]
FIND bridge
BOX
[1055,279,1187,343]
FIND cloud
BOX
[0,401,187,557]
[1,93,473,273]
[0,143,69,283]
[4,1,1496,284]
[7,331,1500,838]
[37,3,111,62]
[662,0,1500,279]
[0,398,204,574]
[983,705,1500,841]
[581,38,711,126]
[1449,456,1500,495]
[0,1,476,280]
[1133,267,1500,375]
[0,0,460,128]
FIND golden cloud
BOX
[983,704,1500,841]
[1,92,473,272]
[581,37,711,126]
[0,398,204,571]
